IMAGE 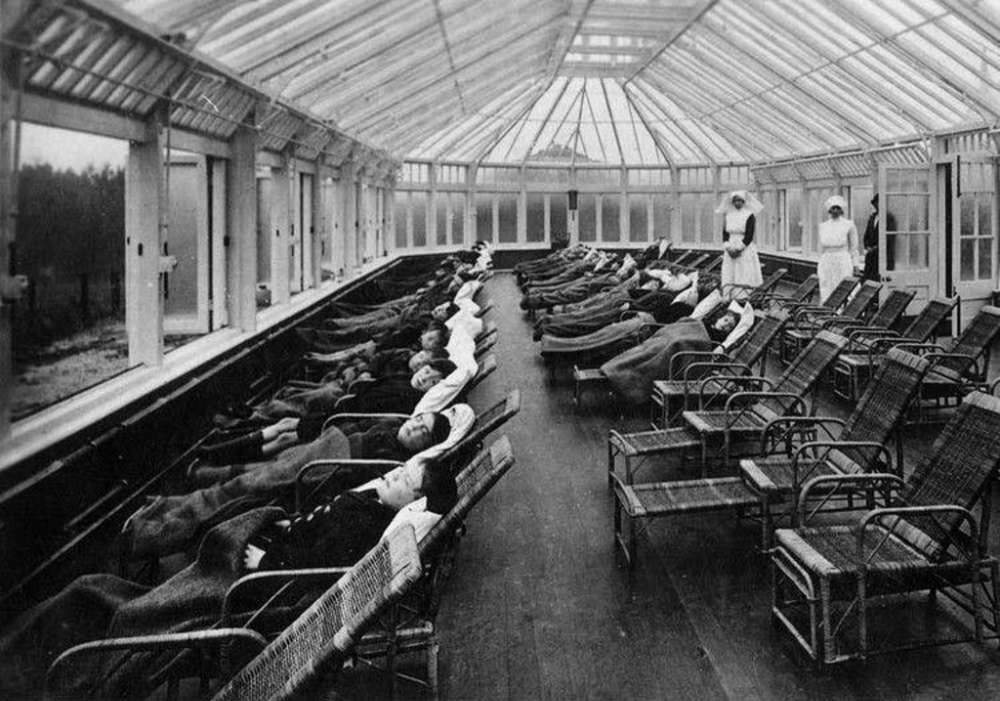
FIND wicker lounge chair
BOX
[300,391,521,509]
[771,391,1000,666]
[831,296,957,401]
[649,310,787,426]
[754,274,819,311]
[350,437,516,698]
[820,288,914,336]
[740,348,930,544]
[46,526,423,701]
[779,280,881,364]
[608,330,847,490]
[680,330,849,469]
[900,305,1000,421]
[776,276,859,363]
[722,267,788,305]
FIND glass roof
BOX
[51,0,1000,164]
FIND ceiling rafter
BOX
[623,0,718,83]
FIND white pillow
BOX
[381,497,441,543]
[720,302,755,350]
[673,271,700,307]
[414,403,476,461]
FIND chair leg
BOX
[427,637,440,701]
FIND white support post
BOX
[544,194,551,244]
[342,165,357,268]
[226,124,257,332]
[595,194,603,243]
[646,195,654,241]
[0,66,16,438]
[670,166,681,244]
[269,157,291,305]
[620,168,628,243]
[310,163,324,287]
[466,163,477,245]
[518,166,527,244]
[125,112,166,367]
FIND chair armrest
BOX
[222,568,351,626]
[682,360,750,383]
[792,307,835,328]
[721,392,809,434]
[671,350,728,379]
[296,459,401,512]
[759,416,846,454]
[924,352,983,381]
[991,377,1000,396]
[893,342,949,355]
[858,505,982,564]
[821,318,864,331]
[797,472,904,525]
[45,628,267,697]
[696,375,773,408]
[791,440,894,493]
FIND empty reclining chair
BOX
[903,305,1000,421]
[740,348,929,544]
[821,287,914,336]
[754,274,819,311]
[722,267,788,305]
[608,330,847,490]
[776,276,859,363]
[779,280,881,364]
[771,392,1000,666]
[831,296,957,400]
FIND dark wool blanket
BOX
[540,313,654,357]
[0,507,284,700]
[600,318,713,404]
[127,427,352,558]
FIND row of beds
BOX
[516,245,1000,667]
[41,258,522,700]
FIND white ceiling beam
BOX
[543,0,596,81]
[518,77,573,164]
[623,0,718,83]
[600,80,624,165]
[459,78,553,163]
[585,5,697,24]
[431,0,466,113]
[627,81,715,164]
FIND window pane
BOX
[786,187,803,249]
[579,194,597,242]
[257,176,272,284]
[700,196,716,245]
[435,194,448,246]
[680,194,696,244]
[909,233,928,269]
[602,194,620,242]
[12,129,128,420]
[629,194,649,242]
[652,193,671,239]
[394,191,408,248]
[411,191,427,247]
[475,193,493,242]
[978,237,993,280]
[550,193,567,242]
[960,238,975,280]
[451,193,465,246]
[498,194,517,243]
[526,193,545,242]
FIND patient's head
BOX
[432,302,460,321]
[420,320,451,351]
[712,311,739,334]
[375,458,457,512]
[397,412,452,452]
[408,346,448,372]
[411,358,457,392]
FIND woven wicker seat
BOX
[607,427,700,485]
[771,392,1000,666]
[681,330,848,467]
[831,297,957,400]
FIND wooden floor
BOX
[410,272,1000,701]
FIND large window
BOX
[550,194,568,242]
[579,194,597,242]
[394,191,409,248]
[12,125,127,419]
[411,191,427,247]
[652,193,672,239]
[475,192,493,242]
[526,193,545,242]
[629,194,649,242]
[435,193,449,246]
[497,194,518,243]
[450,192,466,246]
[786,187,803,250]
[602,194,621,242]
